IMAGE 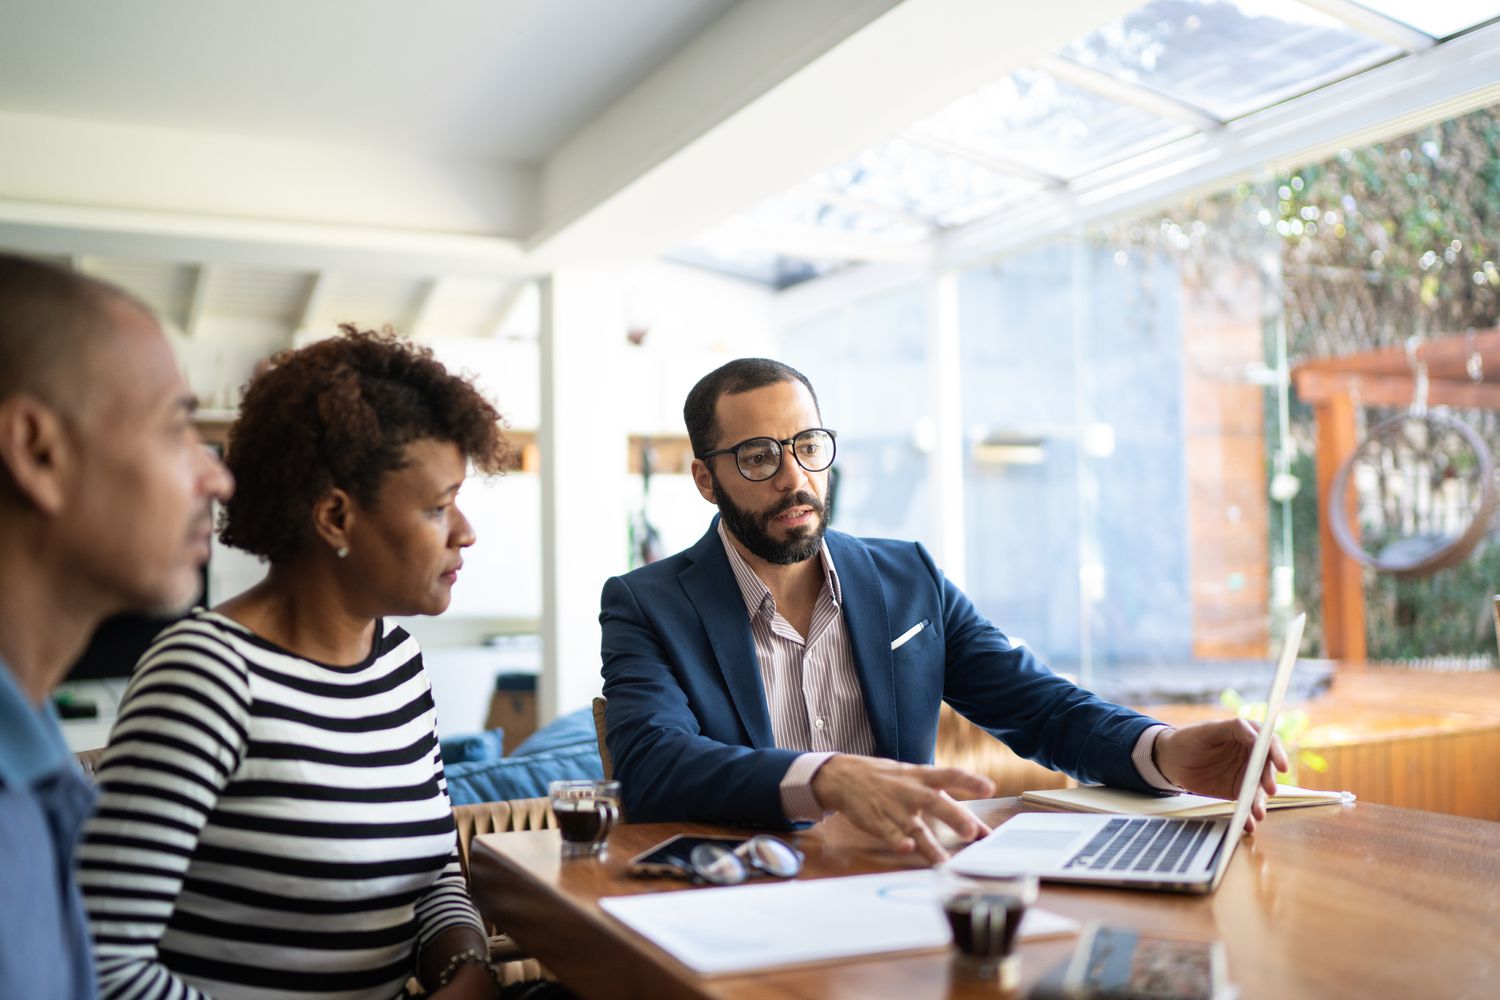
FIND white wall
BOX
[196,259,780,734]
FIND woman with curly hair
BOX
[79,327,528,1000]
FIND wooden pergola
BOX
[1291,327,1500,662]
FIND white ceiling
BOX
[0,0,737,162]
[0,0,1145,273]
[6,0,1494,410]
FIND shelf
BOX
[628,435,695,476]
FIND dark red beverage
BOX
[555,798,617,845]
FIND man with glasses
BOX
[600,358,1285,863]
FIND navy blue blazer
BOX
[599,518,1160,827]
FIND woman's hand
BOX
[427,960,497,999]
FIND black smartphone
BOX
[625,834,746,878]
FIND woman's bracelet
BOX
[434,945,501,991]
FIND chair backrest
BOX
[451,796,557,883]
[451,796,557,946]
[591,695,613,780]
[75,748,106,780]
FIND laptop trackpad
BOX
[949,820,1090,877]
[992,828,1085,852]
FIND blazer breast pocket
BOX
[890,618,932,651]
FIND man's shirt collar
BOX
[0,656,73,789]
[716,519,843,621]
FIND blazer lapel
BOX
[827,532,899,758]
[679,520,777,749]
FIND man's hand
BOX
[1154,719,1289,832]
[810,755,996,864]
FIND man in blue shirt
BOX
[0,254,233,998]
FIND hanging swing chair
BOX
[1327,337,1497,577]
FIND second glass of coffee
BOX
[550,779,621,857]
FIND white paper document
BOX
[598,869,1078,976]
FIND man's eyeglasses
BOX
[699,428,837,483]
[687,835,804,885]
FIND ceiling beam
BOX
[294,272,329,333]
[0,107,536,237]
[0,198,534,278]
[1294,0,1436,51]
[405,278,442,341]
[184,263,214,337]
[900,131,1066,188]
[527,0,1140,267]
[1033,55,1223,132]
[487,279,536,339]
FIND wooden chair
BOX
[933,703,1073,796]
[450,797,559,986]
[591,695,613,780]
[74,747,105,779]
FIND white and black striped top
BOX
[78,610,483,1000]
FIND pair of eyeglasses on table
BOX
[626,833,804,886]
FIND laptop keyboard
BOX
[1065,818,1215,875]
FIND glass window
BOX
[814,138,1042,228]
[1351,1,1500,38]
[957,242,1213,683]
[1061,0,1400,121]
[779,287,939,551]
[908,67,1192,180]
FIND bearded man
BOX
[599,358,1283,862]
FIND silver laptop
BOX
[947,613,1306,894]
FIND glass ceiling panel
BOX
[908,67,1193,181]
[1062,0,1401,121]
[667,242,833,290]
[738,187,929,240]
[813,138,1042,228]
[1351,1,1500,39]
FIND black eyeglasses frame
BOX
[698,428,838,482]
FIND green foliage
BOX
[1104,104,1500,661]
[1282,441,1325,657]
[1366,542,1500,660]
[1277,109,1500,356]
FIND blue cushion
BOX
[445,742,603,805]
[439,728,505,766]
[509,707,597,757]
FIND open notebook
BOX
[1022,783,1353,820]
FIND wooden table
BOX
[469,799,1500,999]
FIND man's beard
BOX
[712,472,831,565]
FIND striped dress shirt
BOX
[718,522,873,819]
[718,524,1174,820]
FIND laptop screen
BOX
[1213,612,1306,879]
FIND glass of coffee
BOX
[941,874,1038,989]
[550,779,621,858]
